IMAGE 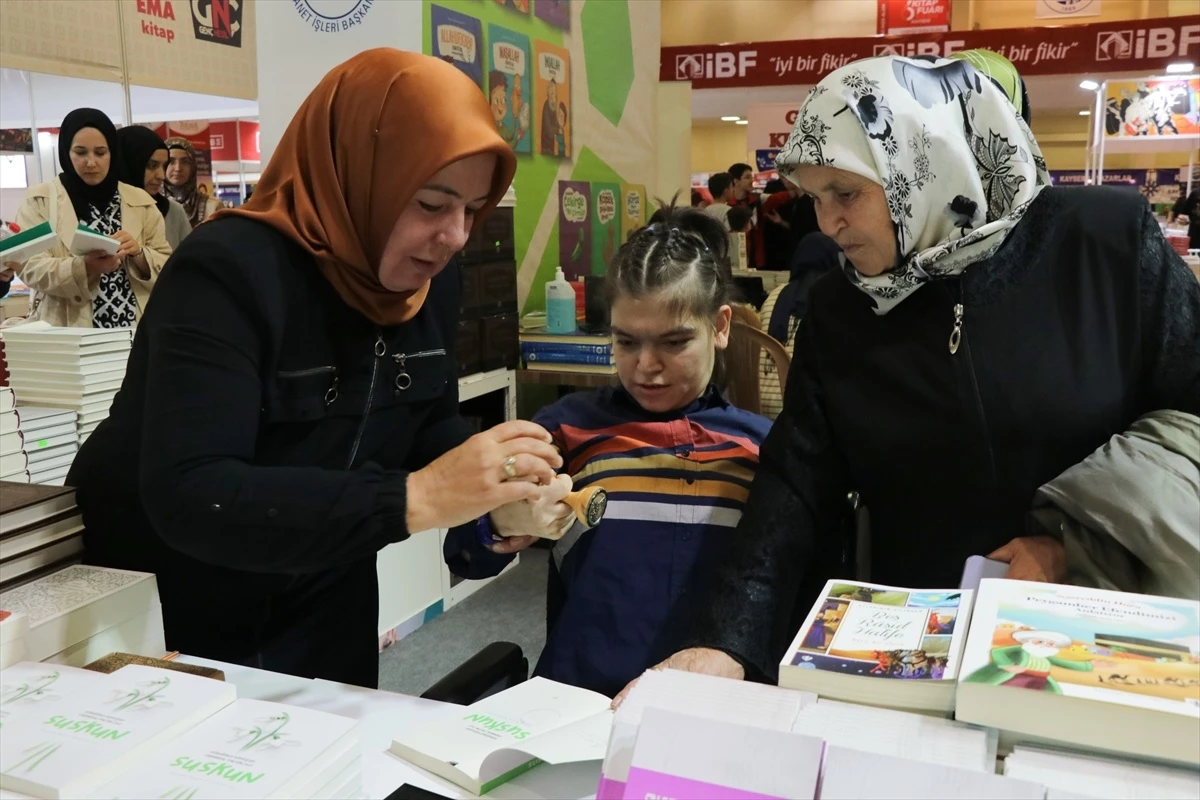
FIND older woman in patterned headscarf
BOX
[620,54,1199,696]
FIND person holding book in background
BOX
[164,137,220,228]
[68,50,562,689]
[13,108,172,328]
[116,126,193,249]
[477,206,773,697]
[616,54,1199,699]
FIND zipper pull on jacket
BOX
[949,303,964,355]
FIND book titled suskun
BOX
[95,698,359,800]
[956,579,1200,767]
[779,580,973,715]
[390,676,612,795]
[0,664,236,798]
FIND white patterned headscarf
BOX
[775,56,1050,314]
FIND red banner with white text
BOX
[662,15,1200,89]
[877,0,951,35]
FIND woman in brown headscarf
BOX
[69,50,569,687]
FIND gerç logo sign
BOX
[293,0,374,34]
[190,0,242,47]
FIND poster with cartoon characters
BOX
[620,183,647,242]
[1104,78,1200,138]
[534,40,570,158]
[493,0,530,15]
[534,0,569,31]
[961,580,1200,710]
[430,5,484,90]
[590,183,621,276]
[559,181,590,280]
[487,24,532,154]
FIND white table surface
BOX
[178,656,603,800]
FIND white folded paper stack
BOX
[13,408,78,487]
[0,390,26,485]
[0,610,29,670]
[96,698,363,799]
[0,565,164,668]
[0,325,133,445]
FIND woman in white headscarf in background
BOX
[620,54,1200,693]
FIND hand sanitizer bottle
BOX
[545,267,577,334]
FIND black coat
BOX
[69,217,510,687]
[688,187,1200,681]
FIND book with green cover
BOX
[68,226,119,258]
[0,222,56,263]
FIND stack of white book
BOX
[0,611,30,671]
[1004,745,1200,800]
[0,661,102,725]
[602,668,817,799]
[14,409,78,487]
[0,325,133,445]
[96,698,362,799]
[791,699,998,774]
[817,745,1045,799]
[0,483,83,591]
[0,390,26,484]
[0,565,164,667]
[0,664,237,798]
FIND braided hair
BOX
[606,202,734,321]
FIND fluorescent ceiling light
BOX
[735,120,749,125]
[1079,110,1090,116]
[1166,62,1194,73]
[720,116,740,121]
[1079,79,1099,91]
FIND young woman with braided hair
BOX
[482,205,773,696]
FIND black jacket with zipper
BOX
[686,186,1200,682]
[69,217,511,687]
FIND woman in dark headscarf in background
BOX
[14,108,171,327]
[164,137,220,228]
[117,126,192,249]
[756,232,841,419]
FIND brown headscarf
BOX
[217,49,517,326]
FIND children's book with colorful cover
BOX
[956,579,1200,766]
[779,580,973,715]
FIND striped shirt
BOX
[532,384,772,696]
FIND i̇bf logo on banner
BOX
[675,51,758,81]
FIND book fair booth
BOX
[0,1,1198,799]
